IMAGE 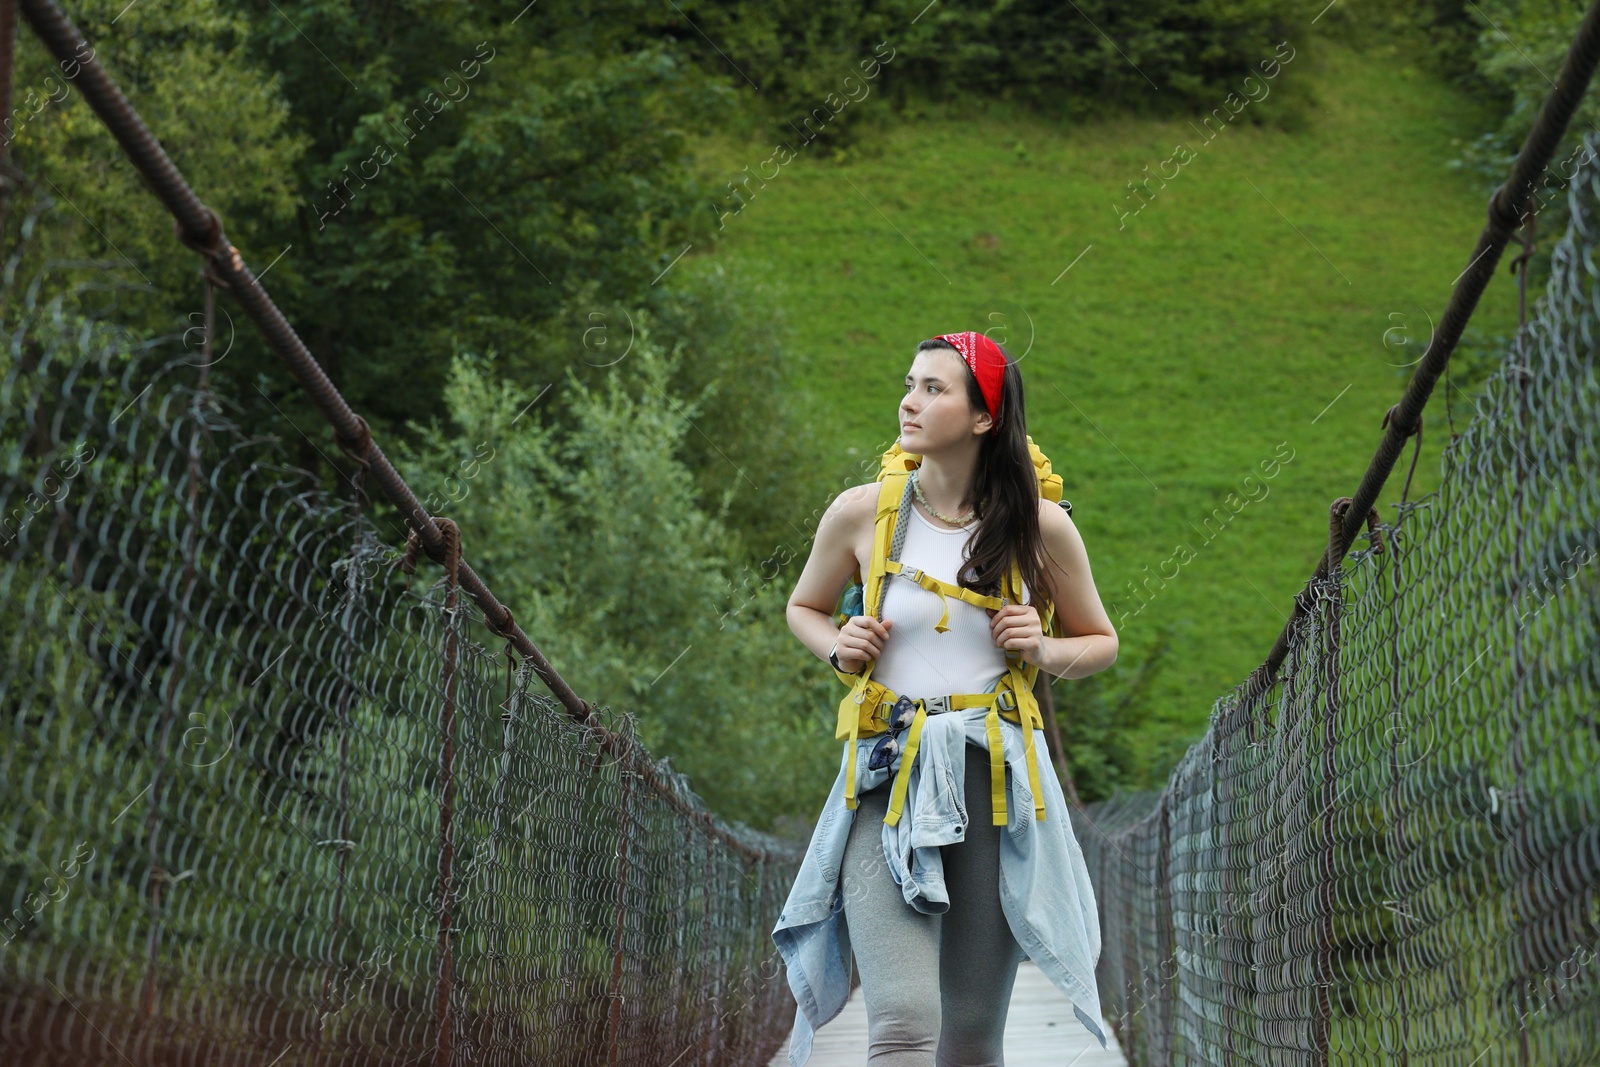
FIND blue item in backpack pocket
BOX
[866,694,920,772]
[841,582,864,619]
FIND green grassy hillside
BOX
[684,36,1525,789]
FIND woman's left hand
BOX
[988,604,1044,666]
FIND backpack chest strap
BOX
[883,560,1006,633]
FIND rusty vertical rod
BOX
[753,858,770,1051]
[668,819,691,1050]
[1215,714,1241,1063]
[605,763,635,1065]
[1036,671,1081,807]
[316,514,365,1041]
[1506,215,1537,1067]
[1382,519,1413,1066]
[699,835,717,1067]
[1155,789,1175,1062]
[431,520,463,1067]
[1310,503,1346,1067]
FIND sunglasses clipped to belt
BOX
[866,694,944,771]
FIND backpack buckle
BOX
[996,689,1018,713]
[901,566,924,584]
[923,693,952,715]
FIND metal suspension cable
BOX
[15,0,774,861]
[1243,0,1600,706]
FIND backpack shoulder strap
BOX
[862,472,913,633]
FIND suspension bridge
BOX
[2,0,1598,1064]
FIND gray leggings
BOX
[840,744,1024,1066]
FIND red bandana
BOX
[932,331,1005,422]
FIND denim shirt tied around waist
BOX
[769,708,1107,1067]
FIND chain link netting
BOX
[0,201,800,1065]
[1074,128,1600,1066]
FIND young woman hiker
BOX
[771,332,1119,1066]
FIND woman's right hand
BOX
[835,615,892,674]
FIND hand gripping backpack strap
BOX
[983,561,1048,826]
[840,472,916,810]
[1004,560,1048,824]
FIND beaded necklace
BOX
[910,468,976,527]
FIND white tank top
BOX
[870,504,1030,701]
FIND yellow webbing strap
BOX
[882,559,1004,634]
[985,707,1007,825]
[1004,653,1048,824]
[882,702,928,827]
[843,709,862,810]
[863,475,904,617]
[1019,704,1045,822]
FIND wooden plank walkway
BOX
[766,961,1128,1066]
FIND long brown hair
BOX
[915,337,1056,625]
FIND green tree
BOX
[2,0,305,338]
[388,329,838,827]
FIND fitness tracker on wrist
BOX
[828,642,846,672]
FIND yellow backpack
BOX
[831,436,1071,827]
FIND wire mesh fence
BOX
[0,201,800,1065]
[1074,128,1600,1066]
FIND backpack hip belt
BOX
[834,675,1046,828]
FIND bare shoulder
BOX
[800,480,878,563]
[1034,494,1116,641]
[1036,497,1100,576]
[1036,496,1083,545]
[843,480,880,517]
[823,480,880,532]
[787,481,881,613]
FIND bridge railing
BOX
[0,219,797,1067]
[0,2,799,1065]
[1074,9,1600,1059]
